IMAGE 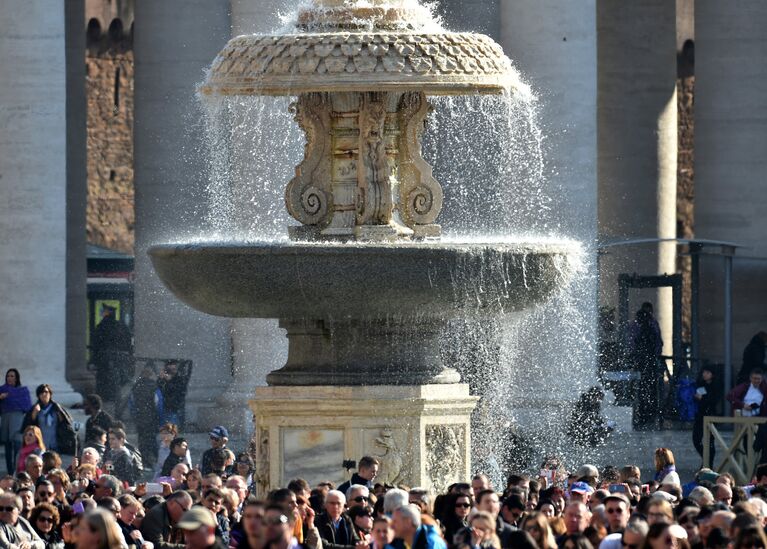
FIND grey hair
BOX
[688,486,714,506]
[346,484,369,501]
[25,454,42,465]
[98,474,123,497]
[395,504,422,529]
[383,488,409,515]
[326,490,346,504]
[0,493,22,511]
[625,519,649,537]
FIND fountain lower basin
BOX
[148,240,576,321]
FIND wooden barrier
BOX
[703,415,767,484]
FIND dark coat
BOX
[337,472,372,495]
[85,409,114,443]
[727,381,767,416]
[21,400,76,454]
[315,512,360,549]
[140,502,184,549]
[495,517,517,549]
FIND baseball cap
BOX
[209,426,229,439]
[176,507,217,530]
[603,493,630,507]
[570,482,594,494]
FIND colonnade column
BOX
[0,1,80,404]
[597,0,678,359]
[133,0,233,428]
[694,1,767,373]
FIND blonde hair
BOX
[469,511,501,549]
[23,426,45,451]
[82,508,124,549]
[522,511,557,549]
[654,448,675,471]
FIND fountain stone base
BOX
[249,383,477,495]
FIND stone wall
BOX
[86,3,134,254]
[677,44,695,341]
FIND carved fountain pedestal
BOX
[252,385,477,493]
[150,0,575,494]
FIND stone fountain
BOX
[150,0,575,493]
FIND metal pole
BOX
[724,247,735,415]
[690,244,701,371]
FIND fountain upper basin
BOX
[148,240,577,320]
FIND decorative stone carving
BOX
[426,425,465,494]
[373,428,407,485]
[200,33,517,97]
[357,93,393,226]
[286,94,334,227]
[255,427,270,497]
[398,91,442,228]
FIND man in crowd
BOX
[563,502,591,538]
[338,457,379,494]
[603,493,630,534]
[95,474,123,500]
[202,487,230,545]
[345,485,370,510]
[476,489,515,548]
[25,455,43,483]
[233,498,266,549]
[177,506,227,549]
[202,427,230,476]
[83,394,115,443]
[141,490,194,549]
[315,490,364,549]
[391,504,446,549]
[105,427,139,485]
[471,474,492,498]
[0,493,44,549]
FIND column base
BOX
[249,383,477,496]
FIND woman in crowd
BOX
[641,523,689,549]
[521,512,556,549]
[155,423,178,478]
[117,494,146,549]
[29,502,64,549]
[47,468,70,508]
[456,511,501,549]
[0,368,32,474]
[17,426,45,473]
[185,468,202,496]
[235,453,255,486]
[349,505,375,539]
[441,492,474,547]
[76,508,125,549]
[22,385,75,454]
[654,448,679,486]
[560,534,593,549]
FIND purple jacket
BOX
[0,384,32,414]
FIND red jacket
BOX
[726,381,767,416]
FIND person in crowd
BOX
[83,394,115,444]
[630,304,664,430]
[22,385,76,455]
[34,479,56,507]
[338,457,380,495]
[26,454,44,483]
[640,522,688,549]
[645,499,673,526]
[176,506,226,549]
[454,510,500,549]
[567,388,612,448]
[346,486,370,511]
[131,363,161,470]
[95,474,124,500]
[441,492,473,544]
[17,426,45,473]
[234,454,255,488]
[158,361,190,427]
[85,426,109,458]
[263,504,301,549]
[105,428,139,485]
[370,516,393,549]
[0,491,45,548]
[315,489,361,549]
[653,448,679,486]
[692,366,718,467]
[117,494,149,549]
[76,507,126,549]
[728,368,767,417]
[202,487,230,545]
[500,495,525,527]
[0,368,32,475]
[736,332,767,384]
[16,486,35,520]
[156,424,183,478]
[29,502,63,549]
[140,490,193,549]
[161,438,191,477]
[170,463,191,489]
[47,468,70,508]
[226,476,249,515]
[520,512,556,549]
[41,451,62,475]
[562,503,591,538]
[475,490,513,547]
[603,493,630,535]
[348,505,374,539]
[408,489,431,515]
[202,427,230,476]
[391,504,446,549]
[472,475,492,498]
[185,470,203,497]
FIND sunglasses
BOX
[0,506,16,512]
[606,508,624,514]
[37,492,52,498]
[455,503,472,508]
[354,496,369,503]
[37,516,54,524]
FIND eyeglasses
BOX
[175,501,191,513]
[354,496,369,503]
[37,516,54,524]
[455,503,472,509]
[0,506,16,512]
[266,515,288,526]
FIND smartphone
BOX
[641,484,650,494]
[609,484,626,493]
[72,501,85,515]
[145,483,164,495]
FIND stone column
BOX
[133,0,233,427]
[0,1,80,404]
[597,0,678,358]
[499,0,598,401]
[695,1,767,367]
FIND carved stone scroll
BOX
[397,91,443,228]
[286,93,334,226]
